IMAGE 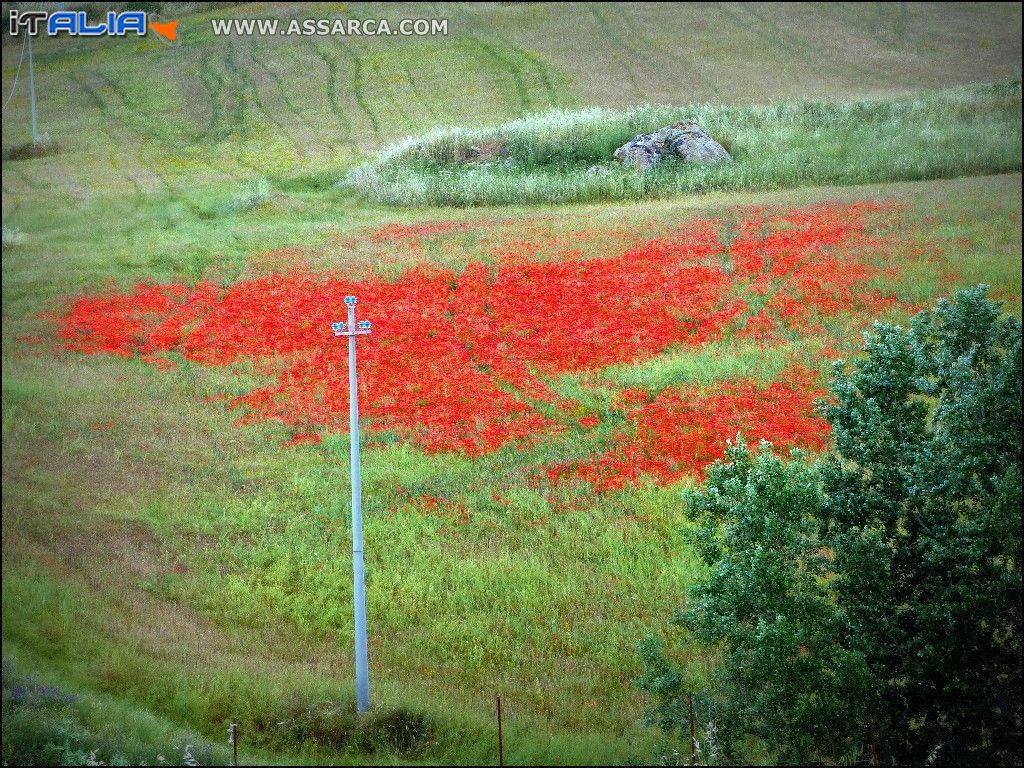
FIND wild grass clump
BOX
[344,80,1023,206]
[227,176,274,213]
[359,706,434,757]
[3,224,27,249]
[254,695,354,751]
[5,136,60,162]
[251,694,433,758]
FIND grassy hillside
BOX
[2,2,1021,199]
[2,2,1022,765]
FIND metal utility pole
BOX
[332,296,372,714]
[27,32,39,144]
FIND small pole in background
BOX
[332,296,373,715]
[228,722,238,767]
[27,32,39,145]
[688,694,697,766]
[869,720,878,766]
[496,695,504,767]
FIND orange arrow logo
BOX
[149,19,179,41]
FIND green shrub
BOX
[1,662,222,766]
[820,285,1022,764]
[257,695,355,751]
[356,706,433,756]
[250,693,432,758]
[5,136,60,162]
[638,441,871,765]
[227,177,274,214]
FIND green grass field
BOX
[3,3,1022,765]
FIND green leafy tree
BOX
[637,442,871,764]
[820,285,1022,763]
[640,287,1022,764]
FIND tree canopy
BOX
[640,286,1022,764]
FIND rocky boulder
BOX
[613,122,731,169]
[466,139,509,163]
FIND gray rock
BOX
[613,122,731,169]
[466,139,509,163]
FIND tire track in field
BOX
[65,72,171,192]
[615,5,723,101]
[461,32,533,115]
[194,46,251,144]
[70,70,168,147]
[224,38,260,130]
[474,29,564,110]
[224,37,308,171]
[381,3,453,123]
[310,39,373,141]
[739,4,878,78]
[86,70,172,145]
[207,42,250,143]
[400,59,442,122]
[193,48,228,143]
[712,3,828,93]
[4,167,47,191]
[444,0,536,115]
[588,4,644,94]
[247,38,332,144]
[70,72,107,111]
[177,46,264,178]
[720,3,901,90]
[520,46,563,109]
[237,38,291,133]
[226,36,307,155]
[803,3,908,53]
[366,53,419,135]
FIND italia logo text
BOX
[8,10,178,41]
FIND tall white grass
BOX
[343,81,1022,207]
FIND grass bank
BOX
[3,172,1021,763]
[344,81,1023,207]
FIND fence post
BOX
[497,695,504,767]
[688,694,697,766]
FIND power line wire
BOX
[2,34,29,111]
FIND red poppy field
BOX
[5,175,1014,765]
[53,201,920,488]
[1,2,1020,762]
